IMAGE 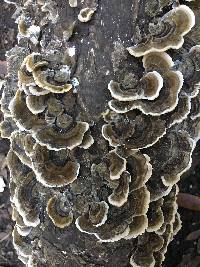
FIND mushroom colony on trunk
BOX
[0,0,200,267]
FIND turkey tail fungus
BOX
[1,1,200,266]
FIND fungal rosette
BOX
[46,195,73,228]
[127,5,195,57]
[0,1,200,267]
[18,52,73,93]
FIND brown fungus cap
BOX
[25,53,48,73]
[108,171,131,207]
[25,94,48,114]
[30,144,80,187]
[33,120,89,150]
[108,71,163,102]
[28,85,50,96]
[76,186,150,242]
[127,5,195,57]
[147,198,164,233]
[13,171,40,227]
[9,90,46,132]
[109,70,183,116]
[146,131,194,187]
[125,215,148,240]
[176,45,200,96]
[12,226,32,259]
[79,131,94,149]
[127,152,152,191]
[130,232,164,267]
[46,195,73,228]
[161,95,191,128]
[19,53,73,94]
[102,113,166,150]
[106,149,127,180]
[10,131,32,168]
[32,67,72,93]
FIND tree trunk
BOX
[1,0,200,266]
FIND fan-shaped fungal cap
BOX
[13,171,40,227]
[10,131,32,168]
[89,201,109,227]
[102,113,166,150]
[26,94,47,114]
[147,131,194,187]
[110,71,183,116]
[130,232,164,267]
[108,171,131,207]
[127,5,195,57]
[33,120,89,150]
[32,67,72,93]
[46,195,73,228]
[127,152,152,191]
[142,52,174,74]
[30,144,80,187]
[18,58,35,86]
[9,90,46,132]
[12,226,32,258]
[107,149,127,180]
[25,53,48,72]
[147,198,164,232]
[79,132,94,149]
[75,201,130,242]
[78,8,96,23]
[108,72,163,102]
[125,215,148,240]
[28,85,50,96]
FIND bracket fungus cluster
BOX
[0,1,200,267]
[102,4,200,267]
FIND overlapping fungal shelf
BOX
[0,1,200,266]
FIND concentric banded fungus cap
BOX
[106,149,127,180]
[127,5,195,57]
[114,70,183,116]
[78,131,94,149]
[147,198,164,232]
[146,131,194,186]
[108,171,131,207]
[46,195,73,228]
[9,90,46,131]
[111,51,184,116]
[125,215,148,239]
[33,119,89,150]
[25,94,48,114]
[76,186,150,242]
[13,171,40,227]
[12,226,32,259]
[130,232,164,267]
[10,131,32,168]
[30,144,80,187]
[126,152,152,191]
[19,53,73,93]
[102,113,166,150]
[108,71,163,102]
[161,95,191,128]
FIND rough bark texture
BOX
[1,0,200,267]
